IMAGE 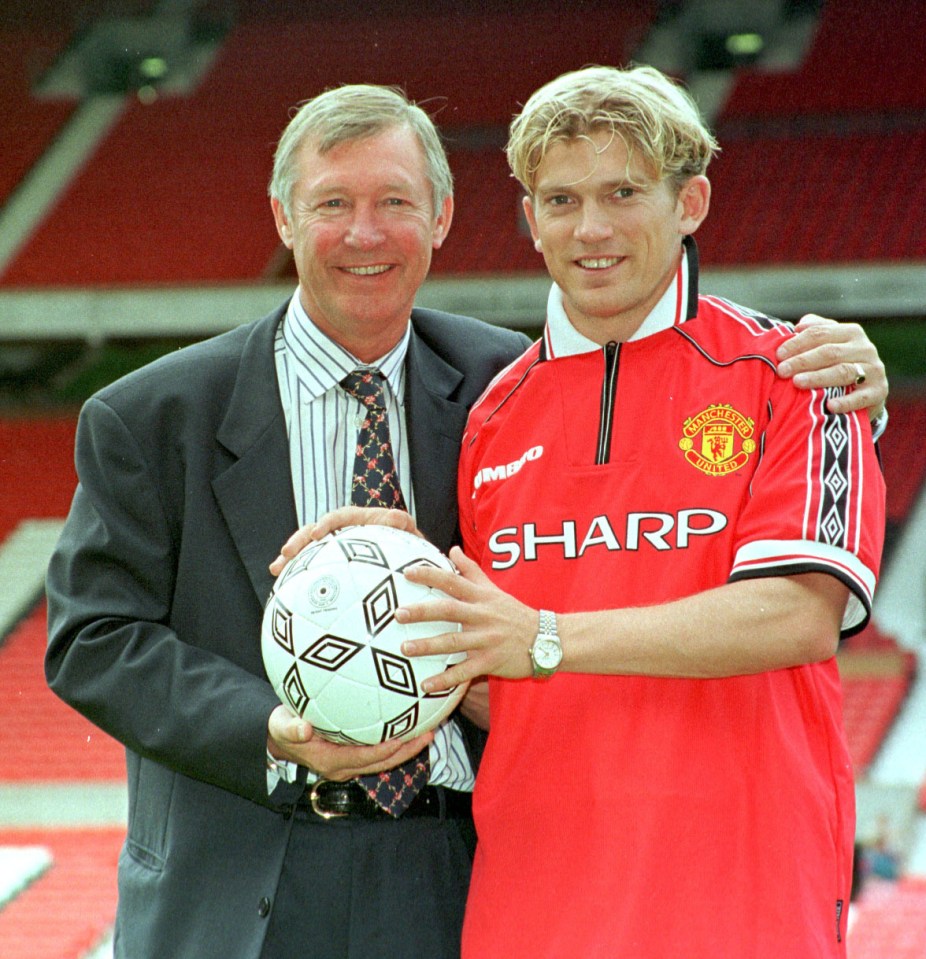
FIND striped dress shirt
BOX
[272,292,475,792]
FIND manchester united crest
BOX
[679,404,756,476]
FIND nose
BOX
[344,206,386,249]
[574,202,613,243]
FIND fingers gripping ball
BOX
[262,526,468,744]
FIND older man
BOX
[45,85,528,959]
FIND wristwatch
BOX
[530,609,563,679]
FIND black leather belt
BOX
[297,780,472,821]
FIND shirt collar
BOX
[543,236,698,360]
[281,290,410,401]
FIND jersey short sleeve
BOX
[728,378,884,635]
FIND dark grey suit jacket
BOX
[45,303,529,958]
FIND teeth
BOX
[345,265,391,276]
[578,257,620,269]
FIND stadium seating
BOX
[839,615,916,775]
[840,671,915,776]
[0,603,125,782]
[702,0,926,267]
[720,0,926,119]
[0,408,124,956]
[878,395,926,527]
[696,127,926,266]
[0,828,122,959]
[0,417,77,542]
[4,0,926,282]
[0,30,76,207]
[0,3,656,285]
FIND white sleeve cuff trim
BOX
[731,539,876,631]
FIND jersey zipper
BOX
[596,341,620,464]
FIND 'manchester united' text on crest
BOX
[679,404,756,476]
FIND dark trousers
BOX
[259,804,477,959]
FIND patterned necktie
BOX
[340,369,430,816]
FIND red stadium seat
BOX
[697,129,926,266]
[0,417,77,542]
[0,30,76,207]
[0,603,125,782]
[877,395,926,525]
[0,828,122,959]
[720,0,926,119]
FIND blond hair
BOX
[269,84,453,219]
[507,65,718,195]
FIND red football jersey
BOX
[459,242,885,959]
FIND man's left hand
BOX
[397,547,537,691]
[776,314,887,420]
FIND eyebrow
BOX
[307,176,420,195]
[536,177,650,196]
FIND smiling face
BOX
[523,129,709,344]
[271,124,453,362]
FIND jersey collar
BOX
[543,236,699,360]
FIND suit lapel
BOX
[213,307,298,605]
[405,322,468,553]
[210,308,468,602]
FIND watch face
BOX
[534,637,563,669]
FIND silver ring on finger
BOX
[853,363,866,386]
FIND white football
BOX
[261,525,468,744]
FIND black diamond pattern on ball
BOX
[363,576,399,636]
[372,649,417,697]
[299,635,364,671]
[316,728,367,746]
[282,662,309,714]
[270,602,295,655]
[396,557,441,574]
[338,537,390,568]
[384,704,419,740]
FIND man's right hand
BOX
[269,507,419,576]
[267,704,433,780]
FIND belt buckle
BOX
[309,779,348,820]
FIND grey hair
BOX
[269,84,453,218]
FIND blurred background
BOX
[0,1,924,956]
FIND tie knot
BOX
[341,369,386,408]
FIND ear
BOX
[271,197,294,249]
[522,195,543,252]
[677,175,711,236]
[431,195,454,249]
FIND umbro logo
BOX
[473,445,544,490]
